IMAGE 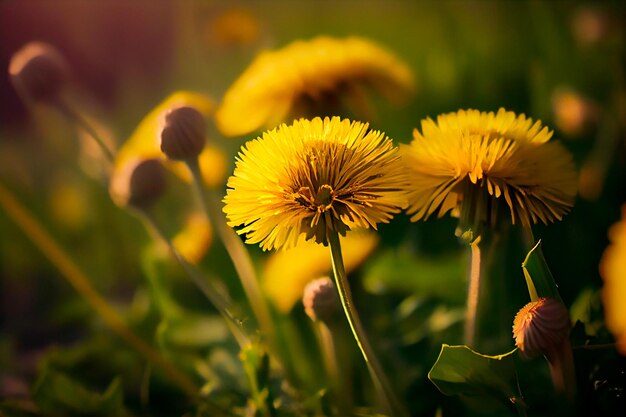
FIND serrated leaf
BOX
[428,344,519,402]
[521,240,563,302]
[32,369,124,416]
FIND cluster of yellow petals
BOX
[600,205,626,355]
[402,108,577,229]
[215,36,414,137]
[223,116,408,251]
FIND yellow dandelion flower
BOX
[215,36,415,137]
[402,108,577,231]
[600,205,626,355]
[111,91,227,190]
[263,230,378,312]
[223,116,408,251]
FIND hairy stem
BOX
[186,158,275,341]
[465,236,482,347]
[328,231,406,417]
[138,210,249,347]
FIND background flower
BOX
[402,108,578,230]
[600,205,626,355]
[215,36,415,136]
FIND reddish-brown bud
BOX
[303,277,339,323]
[159,106,206,161]
[9,42,69,103]
[109,158,167,209]
[513,297,571,359]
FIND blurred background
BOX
[1,1,625,416]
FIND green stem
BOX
[318,321,351,413]
[186,158,275,341]
[328,231,406,417]
[464,236,481,347]
[548,339,576,403]
[55,98,116,164]
[138,210,249,348]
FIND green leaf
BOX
[521,240,563,302]
[428,344,519,403]
[239,342,275,417]
[32,369,125,416]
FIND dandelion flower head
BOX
[215,36,414,136]
[223,116,407,251]
[402,108,577,231]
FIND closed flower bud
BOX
[109,158,166,209]
[159,106,206,161]
[9,41,69,103]
[303,277,339,323]
[513,297,571,359]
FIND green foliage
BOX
[521,240,563,302]
[32,370,126,416]
[428,345,524,415]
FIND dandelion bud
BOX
[109,158,166,209]
[513,297,571,359]
[9,42,69,103]
[303,277,339,323]
[159,106,206,161]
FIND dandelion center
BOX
[294,184,335,212]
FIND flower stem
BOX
[548,339,576,403]
[327,231,406,417]
[55,98,116,164]
[318,321,351,413]
[137,210,249,347]
[0,181,198,397]
[464,236,482,347]
[185,158,275,341]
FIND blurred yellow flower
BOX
[223,117,407,251]
[402,108,577,231]
[47,175,90,231]
[263,231,378,312]
[600,205,626,355]
[206,7,261,47]
[551,89,598,137]
[215,36,415,137]
[172,212,213,265]
[111,91,227,190]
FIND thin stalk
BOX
[327,231,407,417]
[318,321,351,413]
[0,181,198,397]
[186,158,274,341]
[464,236,482,347]
[548,340,576,403]
[137,210,249,348]
[55,98,116,164]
